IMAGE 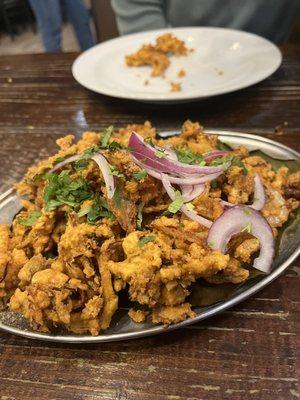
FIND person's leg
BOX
[28,0,62,52]
[62,0,94,51]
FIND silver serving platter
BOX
[0,130,299,343]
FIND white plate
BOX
[72,27,282,104]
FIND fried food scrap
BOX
[125,33,190,77]
[177,69,186,78]
[170,82,182,92]
[1,120,298,335]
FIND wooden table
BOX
[0,45,299,400]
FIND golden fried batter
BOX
[0,120,298,335]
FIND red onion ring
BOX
[161,174,212,228]
[91,154,115,199]
[203,150,230,162]
[221,174,266,211]
[49,154,81,173]
[132,156,223,185]
[129,132,230,175]
[207,205,274,273]
[181,184,205,203]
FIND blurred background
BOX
[0,0,299,54]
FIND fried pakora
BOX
[0,120,298,335]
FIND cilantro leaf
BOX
[81,145,100,159]
[73,159,89,170]
[137,202,144,230]
[109,165,125,179]
[78,195,115,223]
[44,171,93,212]
[138,235,155,247]
[113,186,122,209]
[18,210,42,227]
[241,222,252,233]
[175,147,206,165]
[211,155,248,174]
[216,140,232,151]
[154,148,166,158]
[100,126,114,148]
[168,190,184,214]
[132,170,148,181]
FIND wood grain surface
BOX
[0,45,299,400]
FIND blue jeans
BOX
[29,0,95,51]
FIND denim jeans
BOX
[29,0,95,52]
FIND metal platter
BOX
[0,130,299,343]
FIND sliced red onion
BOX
[129,132,229,175]
[251,174,266,210]
[91,154,115,199]
[181,184,205,202]
[221,174,266,211]
[161,174,212,228]
[132,156,223,185]
[207,205,274,273]
[49,154,81,173]
[203,150,230,162]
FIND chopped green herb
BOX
[168,190,184,214]
[137,202,144,230]
[113,186,122,209]
[109,165,125,179]
[216,140,232,151]
[241,222,252,233]
[185,202,195,211]
[18,210,42,227]
[154,148,166,158]
[175,147,206,165]
[73,159,89,170]
[100,126,114,148]
[78,195,114,223]
[208,240,216,249]
[243,207,252,215]
[82,145,100,159]
[132,170,148,181]
[211,155,248,174]
[44,170,93,212]
[138,235,155,247]
[54,156,66,164]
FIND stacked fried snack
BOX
[0,120,299,335]
[125,33,189,77]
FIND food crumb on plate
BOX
[177,69,186,78]
[170,82,182,92]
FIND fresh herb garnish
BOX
[44,170,93,212]
[78,195,115,223]
[54,156,66,164]
[100,126,114,148]
[73,159,89,170]
[208,240,216,249]
[82,145,100,159]
[154,148,166,158]
[138,235,155,247]
[132,170,148,181]
[18,210,42,226]
[113,186,122,209]
[241,222,252,233]
[137,202,144,230]
[175,147,206,165]
[168,190,184,214]
[109,165,125,179]
[185,202,195,211]
[216,140,232,151]
[211,155,248,174]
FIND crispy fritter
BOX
[1,120,298,335]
